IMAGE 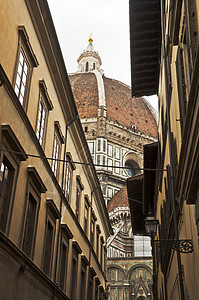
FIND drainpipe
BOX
[87,185,100,300]
[160,1,185,299]
[54,115,79,283]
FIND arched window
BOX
[86,62,89,72]
[125,160,136,176]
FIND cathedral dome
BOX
[107,187,129,213]
[69,38,157,138]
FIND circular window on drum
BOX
[125,159,139,177]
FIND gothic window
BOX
[97,139,101,151]
[88,142,94,154]
[107,159,113,172]
[108,187,113,198]
[115,161,120,174]
[115,147,120,159]
[108,144,113,157]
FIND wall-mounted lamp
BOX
[144,216,194,254]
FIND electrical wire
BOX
[0,147,167,172]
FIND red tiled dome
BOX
[108,187,129,213]
[69,73,157,137]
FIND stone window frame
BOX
[75,175,84,221]
[84,195,90,236]
[51,121,64,180]
[88,141,94,155]
[114,161,120,174]
[96,225,101,259]
[42,199,60,277]
[108,144,113,157]
[64,152,76,203]
[107,187,113,198]
[21,166,46,259]
[80,255,89,300]
[0,125,27,234]
[35,80,53,148]
[107,158,113,172]
[70,240,82,299]
[59,224,73,291]
[13,26,38,111]
[115,147,120,159]
[96,138,107,153]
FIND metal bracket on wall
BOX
[154,239,193,253]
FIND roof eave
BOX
[129,0,161,97]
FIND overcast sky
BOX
[47,0,158,112]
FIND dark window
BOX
[96,232,99,258]
[95,284,98,300]
[100,240,103,267]
[0,158,14,232]
[86,62,89,72]
[81,267,86,300]
[85,126,88,132]
[84,201,89,234]
[93,63,95,70]
[43,221,54,275]
[59,242,68,290]
[71,257,78,300]
[89,276,94,300]
[125,160,140,177]
[22,193,37,256]
[76,181,82,220]
[91,215,95,247]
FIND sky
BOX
[47,0,158,113]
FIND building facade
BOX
[69,39,158,300]
[0,1,112,300]
[129,0,199,299]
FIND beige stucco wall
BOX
[0,0,111,299]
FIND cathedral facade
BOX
[69,38,158,299]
